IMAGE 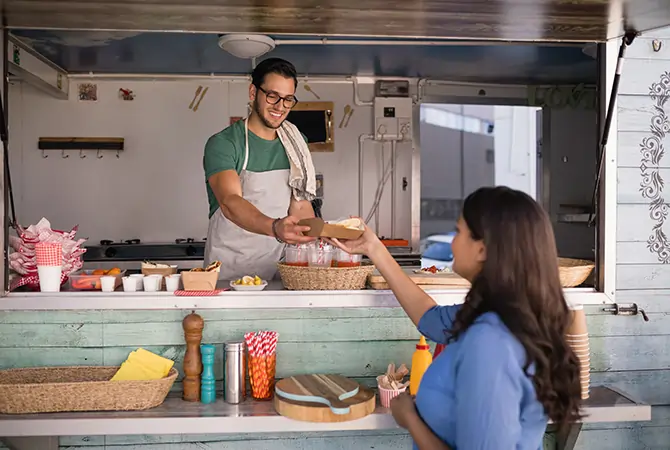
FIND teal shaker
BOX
[200,344,216,404]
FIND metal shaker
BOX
[224,341,246,404]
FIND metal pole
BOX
[391,140,396,238]
[588,31,637,225]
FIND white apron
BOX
[204,119,290,281]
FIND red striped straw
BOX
[262,331,270,356]
[270,332,278,355]
[244,332,255,356]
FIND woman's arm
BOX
[367,243,438,327]
[406,414,453,450]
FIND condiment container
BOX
[285,243,311,267]
[409,336,433,395]
[224,342,246,404]
[333,248,362,267]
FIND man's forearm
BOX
[220,195,275,237]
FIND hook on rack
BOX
[61,149,69,159]
[116,149,120,159]
[42,149,48,159]
[97,149,104,159]
[79,149,86,159]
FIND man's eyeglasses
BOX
[256,85,298,109]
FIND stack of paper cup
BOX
[35,242,63,292]
[566,305,590,399]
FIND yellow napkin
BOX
[111,348,174,381]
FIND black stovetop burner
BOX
[85,238,208,261]
[98,238,207,246]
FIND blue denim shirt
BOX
[413,305,547,450]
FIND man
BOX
[203,58,317,281]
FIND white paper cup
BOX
[143,275,162,292]
[37,266,62,292]
[129,274,144,291]
[122,276,136,292]
[165,274,181,292]
[378,385,407,408]
[100,275,116,292]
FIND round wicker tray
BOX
[277,262,375,290]
[558,258,595,288]
[0,366,178,414]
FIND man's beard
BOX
[253,98,284,130]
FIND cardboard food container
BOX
[181,271,218,291]
[298,218,364,240]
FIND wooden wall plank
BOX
[616,204,658,242]
[57,434,413,449]
[101,317,420,346]
[619,61,670,96]
[616,242,666,264]
[575,426,670,450]
[616,265,670,290]
[617,167,668,204]
[617,132,661,169]
[609,290,670,312]
[60,430,407,447]
[586,312,669,336]
[2,335,665,377]
[0,308,408,325]
[0,323,103,347]
[0,348,102,368]
[627,36,670,60]
[100,342,420,379]
[618,94,656,132]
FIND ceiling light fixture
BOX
[218,34,276,59]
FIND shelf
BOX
[1,285,609,310]
[38,137,124,151]
[0,386,650,437]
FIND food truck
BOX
[0,1,668,449]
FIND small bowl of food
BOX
[230,275,268,291]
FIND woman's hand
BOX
[326,220,383,257]
[390,391,419,429]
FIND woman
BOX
[330,186,582,450]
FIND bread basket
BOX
[277,262,375,290]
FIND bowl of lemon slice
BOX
[230,275,268,291]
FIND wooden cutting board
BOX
[274,374,375,422]
[368,268,470,288]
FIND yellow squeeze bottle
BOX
[409,336,433,395]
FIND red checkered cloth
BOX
[35,242,63,266]
[173,289,228,296]
[10,272,69,291]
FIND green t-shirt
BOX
[203,120,305,218]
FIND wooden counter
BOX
[0,283,607,310]
[0,386,651,450]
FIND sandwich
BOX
[141,260,172,270]
[189,261,222,273]
[330,217,364,231]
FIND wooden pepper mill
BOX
[182,311,205,402]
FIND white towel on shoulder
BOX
[277,121,317,202]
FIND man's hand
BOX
[275,216,316,245]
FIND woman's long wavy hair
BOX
[448,186,582,431]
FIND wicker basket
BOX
[558,258,595,288]
[277,262,375,290]
[0,366,178,414]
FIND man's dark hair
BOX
[251,58,298,89]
